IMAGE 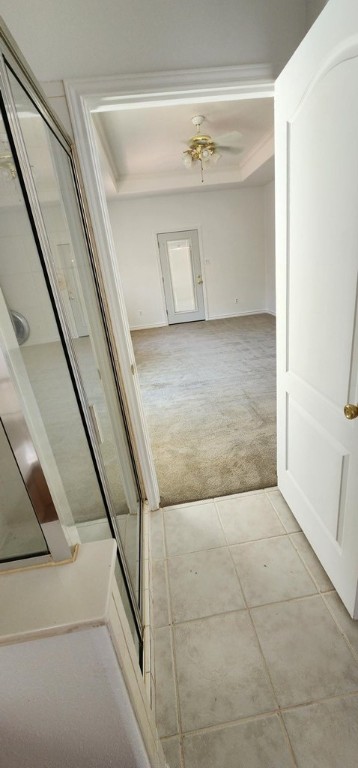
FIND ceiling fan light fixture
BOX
[183,115,221,182]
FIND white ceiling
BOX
[1,0,312,82]
[94,96,274,198]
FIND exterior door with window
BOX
[158,230,205,324]
[276,0,358,617]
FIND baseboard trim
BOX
[208,309,270,320]
[130,321,168,331]
[130,312,276,328]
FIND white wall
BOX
[0,627,151,768]
[306,0,329,29]
[108,187,268,329]
[264,180,276,314]
[1,0,309,83]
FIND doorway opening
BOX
[66,72,276,507]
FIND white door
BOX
[158,230,205,324]
[276,0,358,617]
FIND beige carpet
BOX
[132,314,277,507]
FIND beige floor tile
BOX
[324,591,358,656]
[230,536,317,607]
[183,715,294,768]
[174,611,276,731]
[164,503,226,556]
[266,491,301,533]
[152,560,170,628]
[154,627,178,738]
[216,494,285,544]
[290,532,334,592]
[150,509,165,559]
[283,695,358,767]
[161,736,182,768]
[168,547,244,623]
[251,596,358,707]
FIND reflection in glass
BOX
[167,239,197,313]
[6,68,141,609]
[0,420,48,562]
[0,108,107,539]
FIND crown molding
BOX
[65,63,275,112]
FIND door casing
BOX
[65,66,275,510]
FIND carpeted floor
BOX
[132,314,277,506]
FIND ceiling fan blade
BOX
[216,145,243,155]
[215,130,243,147]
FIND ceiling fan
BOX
[183,115,242,182]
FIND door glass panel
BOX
[0,108,107,535]
[0,420,48,562]
[6,68,141,606]
[167,239,197,312]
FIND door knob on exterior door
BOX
[197,276,203,284]
[344,403,358,420]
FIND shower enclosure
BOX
[0,28,143,659]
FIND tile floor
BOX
[150,488,358,768]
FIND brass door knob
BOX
[344,403,358,420]
[197,276,203,284]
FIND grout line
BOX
[277,711,299,767]
[218,513,283,720]
[160,530,307,561]
[214,498,231,547]
[162,498,215,512]
[213,489,266,502]
[162,486,280,515]
[321,592,358,666]
[287,532,333,595]
[155,590,337,629]
[279,688,358,713]
[179,709,281,738]
[264,491,301,535]
[174,688,358,740]
[171,535,287,558]
[160,735,186,768]
[162,515,185,740]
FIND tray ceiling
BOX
[93,96,274,197]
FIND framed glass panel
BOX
[167,239,197,313]
[6,67,141,609]
[0,105,108,545]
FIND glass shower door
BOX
[0,47,143,655]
